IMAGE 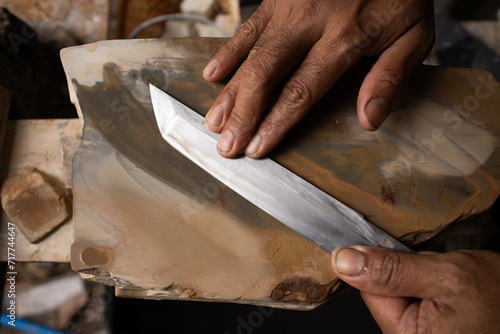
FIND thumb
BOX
[357,23,435,131]
[331,246,487,332]
[331,246,455,300]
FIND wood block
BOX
[1,166,71,243]
[60,38,500,308]
[0,119,81,261]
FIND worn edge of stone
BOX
[76,266,340,310]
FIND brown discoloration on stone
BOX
[271,277,338,303]
[1,166,71,243]
[381,184,396,206]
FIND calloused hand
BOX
[331,246,500,333]
[203,0,435,158]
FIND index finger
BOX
[203,3,272,82]
[244,33,363,158]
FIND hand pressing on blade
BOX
[202,0,435,158]
[331,246,500,333]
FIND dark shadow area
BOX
[110,286,381,334]
[0,7,77,119]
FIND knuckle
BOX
[399,11,420,30]
[328,20,360,43]
[247,47,259,59]
[378,68,406,92]
[221,89,236,105]
[221,20,261,56]
[227,106,257,131]
[296,0,321,23]
[220,39,239,56]
[216,82,238,106]
[241,61,269,86]
[371,250,404,290]
[281,79,313,109]
[247,26,275,60]
[238,19,260,40]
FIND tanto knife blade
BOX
[150,84,412,254]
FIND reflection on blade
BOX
[150,84,412,254]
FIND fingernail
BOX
[245,134,262,157]
[203,59,218,78]
[335,247,366,276]
[364,98,389,130]
[217,130,234,153]
[205,105,224,127]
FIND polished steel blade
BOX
[150,84,412,253]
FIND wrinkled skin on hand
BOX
[331,246,500,334]
[203,0,435,158]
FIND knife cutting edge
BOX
[150,84,412,254]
